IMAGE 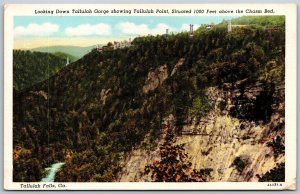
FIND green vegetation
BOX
[190,96,211,117]
[13,50,66,91]
[231,16,285,27]
[13,16,285,182]
[53,52,77,63]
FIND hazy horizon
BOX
[15,44,100,50]
[14,16,236,49]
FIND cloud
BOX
[181,24,200,32]
[151,23,173,35]
[65,23,111,36]
[117,22,149,35]
[117,22,173,35]
[14,23,59,37]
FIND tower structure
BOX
[189,24,194,37]
[189,24,194,34]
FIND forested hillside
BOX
[13,50,66,91]
[13,18,285,182]
[52,52,77,64]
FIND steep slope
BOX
[13,24,285,182]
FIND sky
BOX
[14,16,236,49]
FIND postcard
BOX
[4,3,297,190]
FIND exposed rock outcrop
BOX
[143,65,168,94]
[171,58,185,76]
[118,81,285,182]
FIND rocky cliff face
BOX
[118,80,285,182]
[143,65,168,94]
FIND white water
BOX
[40,162,65,182]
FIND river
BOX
[40,162,65,182]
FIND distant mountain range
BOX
[31,45,97,60]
